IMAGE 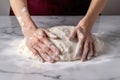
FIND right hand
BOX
[22,26,60,63]
[68,24,96,62]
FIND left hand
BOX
[68,24,96,62]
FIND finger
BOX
[73,41,83,60]
[45,47,60,61]
[87,42,93,60]
[38,43,60,61]
[45,48,60,62]
[30,48,38,56]
[42,38,60,55]
[42,37,53,46]
[81,40,90,62]
[36,37,60,61]
[26,40,44,61]
[50,44,60,55]
[37,34,52,47]
[34,45,53,62]
[79,39,85,61]
[30,36,42,46]
[44,30,59,39]
[35,31,59,56]
[68,27,77,41]
[33,45,46,62]
[30,48,44,62]
[34,46,48,61]
[42,52,55,63]
[92,42,96,57]
[73,30,84,59]
[36,30,60,56]
[77,29,84,41]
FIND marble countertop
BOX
[0,16,120,80]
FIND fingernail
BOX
[52,55,59,61]
[81,59,85,62]
[81,59,83,62]
[87,57,91,60]
[55,56,60,61]
[50,33,58,38]
[50,59,55,63]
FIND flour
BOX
[17,16,24,26]
[18,26,104,62]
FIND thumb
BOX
[44,30,59,39]
[77,29,84,41]
[68,27,77,41]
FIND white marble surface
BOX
[0,16,120,80]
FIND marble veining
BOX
[0,69,61,80]
[0,16,120,80]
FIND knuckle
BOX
[42,34,46,38]
[46,47,51,52]
[85,44,88,48]
[37,30,46,38]
[39,35,46,39]
[32,50,37,55]
[40,48,45,53]
[43,46,49,51]
[34,39,39,44]
[40,53,44,57]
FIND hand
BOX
[68,25,96,62]
[22,27,60,63]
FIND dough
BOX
[18,26,104,62]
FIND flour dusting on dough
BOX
[18,26,104,62]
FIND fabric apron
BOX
[10,0,91,15]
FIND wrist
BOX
[77,17,94,33]
[22,24,37,38]
[77,22,91,33]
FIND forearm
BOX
[80,0,108,31]
[9,0,37,31]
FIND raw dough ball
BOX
[18,26,104,62]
